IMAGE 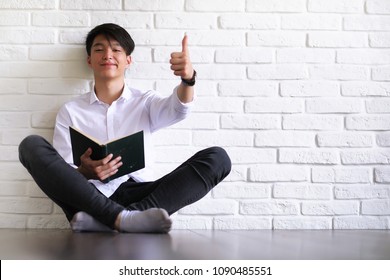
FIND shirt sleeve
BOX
[146,86,194,133]
[53,104,75,166]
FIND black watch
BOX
[181,70,196,86]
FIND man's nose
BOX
[102,48,113,60]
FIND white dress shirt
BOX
[53,84,193,197]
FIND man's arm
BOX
[170,34,195,104]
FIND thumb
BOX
[182,33,188,53]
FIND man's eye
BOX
[113,49,122,52]
[95,49,103,52]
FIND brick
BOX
[312,167,371,183]
[334,216,389,229]
[377,132,390,147]
[302,201,359,215]
[335,185,390,199]
[221,114,280,130]
[29,46,85,61]
[317,132,373,147]
[273,183,332,200]
[309,65,368,80]
[341,149,390,165]
[0,12,29,26]
[306,98,362,113]
[224,148,276,164]
[0,146,18,161]
[308,0,364,13]
[152,130,191,146]
[0,182,27,196]
[281,81,339,97]
[186,0,245,12]
[59,30,88,45]
[248,31,306,47]
[61,0,121,10]
[218,81,278,97]
[249,165,308,182]
[172,216,212,230]
[0,113,29,128]
[156,13,217,29]
[61,61,94,79]
[274,217,332,229]
[374,167,390,183]
[0,79,27,94]
[169,113,218,130]
[1,130,53,146]
[28,79,91,95]
[362,200,390,215]
[220,14,278,29]
[91,12,152,29]
[0,62,60,78]
[277,49,335,63]
[213,182,270,199]
[0,214,26,228]
[214,217,272,230]
[179,199,237,215]
[196,65,246,80]
[186,31,245,46]
[369,32,390,47]
[192,131,253,147]
[372,66,390,81]
[344,15,390,31]
[27,215,69,229]
[255,131,313,147]
[0,46,28,61]
[31,112,57,129]
[337,49,390,65]
[194,97,243,113]
[0,30,56,44]
[346,115,390,130]
[308,32,368,48]
[0,198,52,214]
[124,0,184,11]
[240,200,299,215]
[248,65,307,80]
[279,148,339,165]
[0,95,67,111]
[247,0,306,12]
[245,98,303,113]
[366,0,390,14]
[342,82,390,96]
[283,115,343,130]
[154,147,195,163]
[154,47,213,63]
[32,12,90,27]
[282,14,341,30]
[0,0,55,9]
[216,48,273,63]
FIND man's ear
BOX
[87,56,91,67]
[126,55,132,68]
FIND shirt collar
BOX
[89,83,131,105]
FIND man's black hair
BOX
[85,23,135,56]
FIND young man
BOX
[19,23,231,233]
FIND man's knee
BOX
[206,146,232,177]
[19,135,47,164]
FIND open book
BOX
[69,126,145,183]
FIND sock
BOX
[119,208,172,233]
[70,212,115,233]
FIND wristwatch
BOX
[181,70,197,86]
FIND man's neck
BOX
[94,78,125,105]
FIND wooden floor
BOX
[0,229,389,260]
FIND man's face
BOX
[87,34,131,80]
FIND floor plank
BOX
[0,229,389,260]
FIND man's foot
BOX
[70,212,115,232]
[118,208,172,233]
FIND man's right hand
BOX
[77,148,123,181]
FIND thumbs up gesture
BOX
[170,34,194,80]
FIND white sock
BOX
[119,208,172,233]
[70,212,115,233]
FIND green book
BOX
[69,126,145,183]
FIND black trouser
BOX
[19,135,231,229]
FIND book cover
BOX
[69,126,145,183]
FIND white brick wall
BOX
[0,0,389,230]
